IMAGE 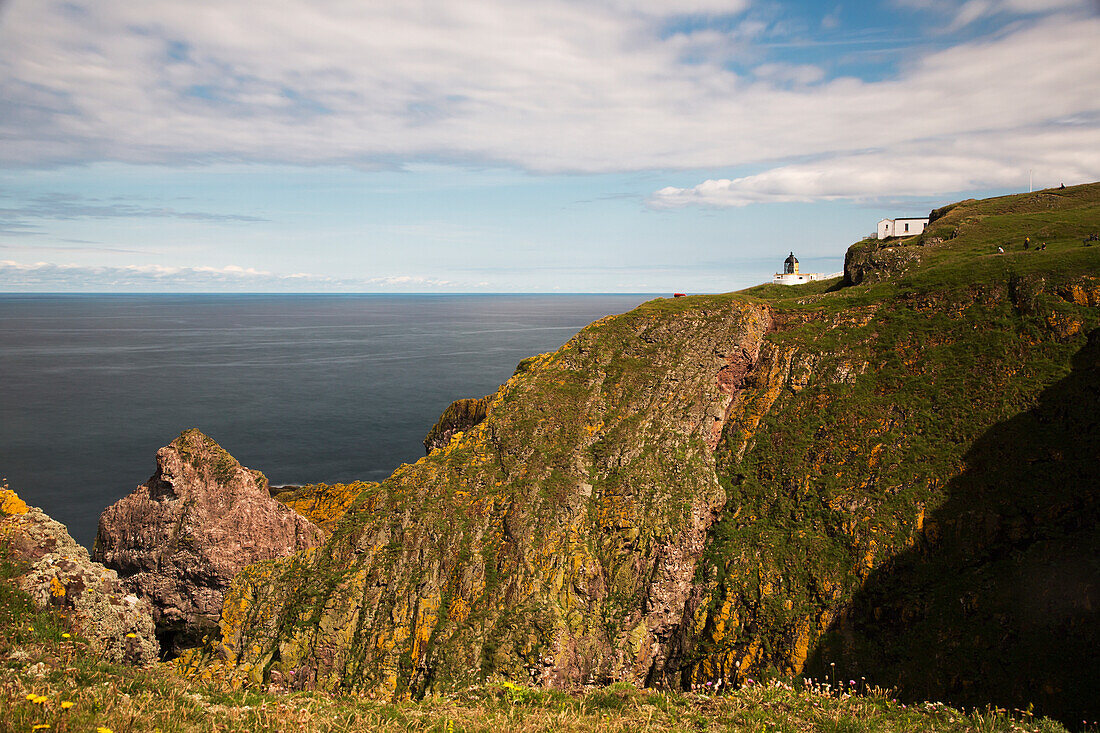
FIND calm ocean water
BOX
[0,293,653,548]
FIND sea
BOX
[0,293,654,548]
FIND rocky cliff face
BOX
[93,429,325,656]
[219,298,773,692]
[209,184,1099,725]
[1,487,159,665]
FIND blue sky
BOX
[1,0,1098,292]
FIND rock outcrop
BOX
[0,486,159,665]
[93,429,325,656]
[423,396,492,453]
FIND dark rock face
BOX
[423,396,491,453]
[93,429,324,656]
[843,239,924,286]
[1,486,159,665]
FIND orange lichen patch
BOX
[274,482,375,535]
[1058,278,1100,307]
[410,594,441,664]
[789,616,814,672]
[0,488,29,515]
[447,597,469,625]
[49,576,66,597]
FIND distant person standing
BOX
[1025,237,1030,249]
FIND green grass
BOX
[0,591,1075,733]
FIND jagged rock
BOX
[93,429,324,656]
[423,396,491,453]
[0,486,159,665]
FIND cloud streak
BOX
[0,260,455,292]
[650,124,1100,207]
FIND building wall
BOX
[773,272,825,286]
[877,218,928,240]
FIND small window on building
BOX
[904,223,909,232]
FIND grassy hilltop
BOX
[2,183,1098,731]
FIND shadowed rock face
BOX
[93,429,324,657]
[423,396,491,454]
[1,487,159,665]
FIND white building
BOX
[773,252,831,286]
[877,217,929,239]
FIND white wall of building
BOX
[773,272,829,285]
[877,218,928,239]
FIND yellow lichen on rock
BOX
[49,576,66,597]
[0,488,29,515]
[273,482,375,535]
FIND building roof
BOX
[784,252,798,265]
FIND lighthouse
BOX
[772,252,827,285]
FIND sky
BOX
[1,0,1098,293]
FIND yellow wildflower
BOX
[32,725,50,731]
[125,633,137,639]
[33,695,49,704]
[25,693,37,701]
[61,633,71,639]
[97,728,113,733]
[61,701,74,709]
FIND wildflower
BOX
[126,633,137,639]
[33,695,49,704]
[61,701,74,709]
[33,725,50,731]
[62,633,71,639]
[26,693,37,701]
[97,728,113,733]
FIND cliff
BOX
[93,429,325,656]
[211,184,1098,724]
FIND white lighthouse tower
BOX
[772,252,829,285]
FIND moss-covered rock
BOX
[221,297,773,695]
[0,485,159,665]
[273,482,376,536]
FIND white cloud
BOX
[649,125,1100,207]
[752,62,826,85]
[0,0,1097,190]
[0,259,456,291]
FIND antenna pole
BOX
[1029,169,1033,193]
